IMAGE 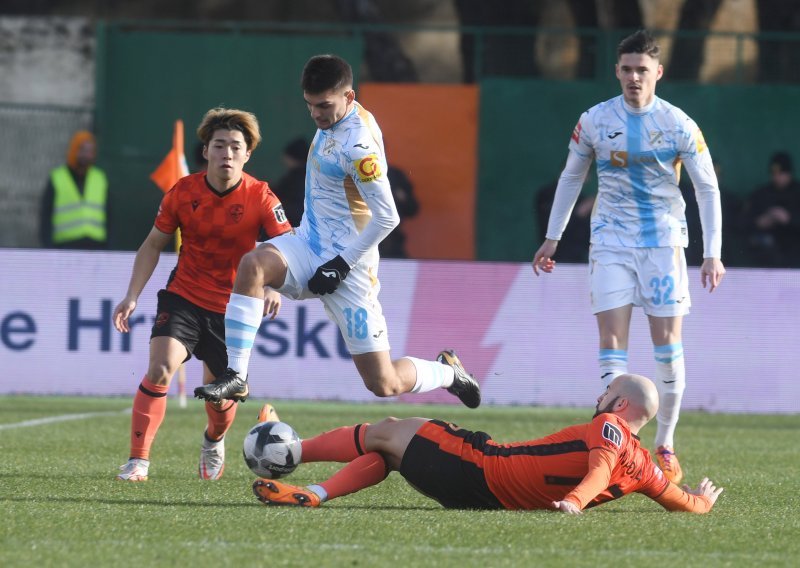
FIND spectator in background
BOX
[272,137,308,227]
[742,152,800,268]
[379,164,419,258]
[40,130,110,249]
[535,179,594,264]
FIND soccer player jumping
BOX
[194,55,480,409]
[532,30,726,483]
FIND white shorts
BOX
[268,233,390,355]
[589,245,691,317]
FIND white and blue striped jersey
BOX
[546,95,722,258]
[296,101,399,268]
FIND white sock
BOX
[307,484,328,502]
[653,343,686,448]
[598,349,628,388]
[405,356,454,393]
[224,293,265,377]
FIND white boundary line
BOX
[0,408,131,431]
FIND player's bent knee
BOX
[146,363,174,385]
[365,379,405,398]
[237,250,263,281]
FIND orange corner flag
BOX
[150,119,190,192]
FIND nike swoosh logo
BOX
[662,380,677,384]
[601,372,614,379]
[608,132,622,139]
[321,269,337,278]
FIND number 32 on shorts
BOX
[649,275,675,305]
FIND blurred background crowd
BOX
[1,0,798,267]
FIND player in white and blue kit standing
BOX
[532,30,725,483]
[195,54,480,409]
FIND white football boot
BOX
[199,434,225,480]
[117,458,150,481]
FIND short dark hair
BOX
[770,151,793,173]
[617,29,660,60]
[301,54,353,94]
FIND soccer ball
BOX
[242,421,302,479]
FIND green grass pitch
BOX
[2,396,798,567]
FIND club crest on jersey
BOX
[355,154,382,182]
[272,204,287,224]
[602,421,623,447]
[571,121,582,143]
[228,204,244,223]
[649,131,664,146]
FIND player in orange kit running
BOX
[253,374,723,513]
[113,107,292,482]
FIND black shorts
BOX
[399,419,503,510]
[150,290,227,376]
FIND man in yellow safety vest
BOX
[40,130,110,249]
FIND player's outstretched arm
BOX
[113,226,173,333]
[653,476,723,513]
[700,258,725,292]
[532,239,558,276]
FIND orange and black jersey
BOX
[154,172,291,313]
[412,415,713,513]
[481,413,668,510]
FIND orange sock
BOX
[319,452,388,500]
[205,400,237,441]
[301,423,369,462]
[129,376,169,460]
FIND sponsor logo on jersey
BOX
[272,204,287,224]
[355,154,382,182]
[571,121,582,144]
[610,151,659,167]
[695,129,707,153]
[610,150,628,167]
[229,204,244,223]
[602,421,623,447]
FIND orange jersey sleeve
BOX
[154,172,291,312]
[649,481,714,513]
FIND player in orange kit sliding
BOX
[254,374,722,513]
[113,107,292,481]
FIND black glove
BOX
[308,255,351,295]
